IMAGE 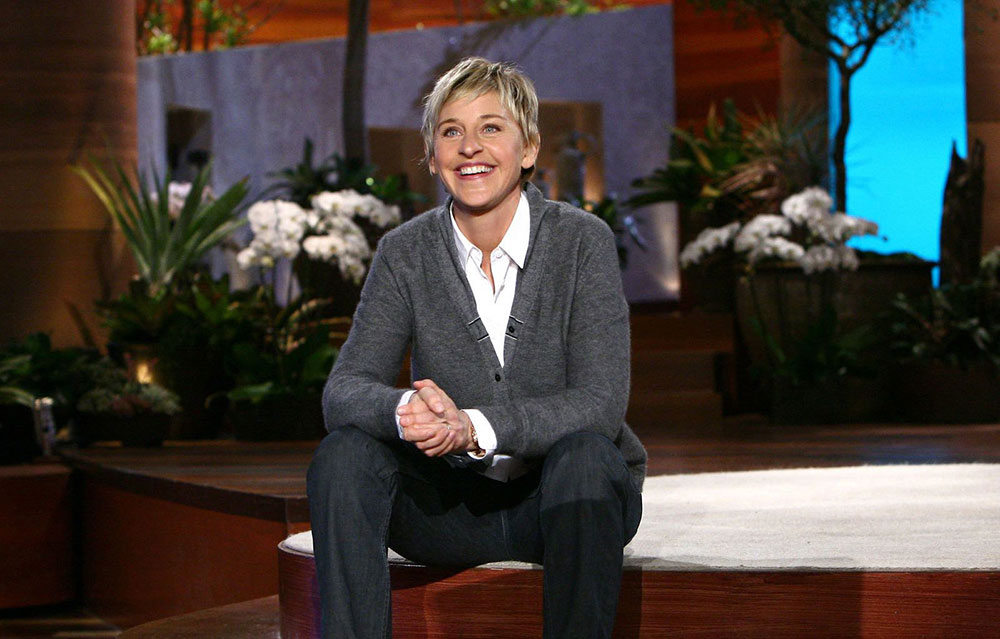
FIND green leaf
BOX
[0,385,35,407]
[227,381,276,403]
[74,157,248,293]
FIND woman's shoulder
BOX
[377,205,446,253]
[536,196,615,249]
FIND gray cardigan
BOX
[322,184,647,489]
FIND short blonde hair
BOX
[421,57,540,177]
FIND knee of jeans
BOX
[541,432,626,496]
[307,427,392,491]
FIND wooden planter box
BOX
[736,259,934,364]
[735,259,934,421]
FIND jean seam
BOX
[377,471,397,639]
[500,508,514,558]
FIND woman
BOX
[307,57,645,639]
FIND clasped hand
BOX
[396,379,474,457]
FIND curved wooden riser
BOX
[278,544,1000,639]
[279,549,1000,639]
[277,549,320,639]
[278,546,546,639]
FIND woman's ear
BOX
[521,137,540,170]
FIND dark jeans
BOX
[307,427,642,639]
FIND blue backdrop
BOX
[829,0,966,262]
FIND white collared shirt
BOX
[396,193,530,481]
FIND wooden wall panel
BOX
[671,0,780,132]
[0,230,132,346]
[79,477,290,630]
[249,0,669,42]
[0,464,74,609]
[0,1,136,345]
[965,0,1000,252]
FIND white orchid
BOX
[734,215,793,253]
[311,189,400,229]
[677,186,880,274]
[780,186,831,226]
[149,181,215,220]
[238,189,399,285]
[680,222,741,268]
[799,245,861,274]
[809,213,879,244]
[747,237,805,266]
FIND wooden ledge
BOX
[60,441,315,523]
[119,596,280,639]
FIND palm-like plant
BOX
[0,355,34,408]
[74,158,249,295]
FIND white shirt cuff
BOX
[394,390,416,439]
[463,408,497,459]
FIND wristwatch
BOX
[468,421,486,458]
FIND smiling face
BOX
[429,91,539,220]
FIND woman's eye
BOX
[442,128,461,137]
[483,124,500,133]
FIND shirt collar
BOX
[450,192,530,269]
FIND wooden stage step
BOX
[63,425,1000,635]
[630,311,734,352]
[61,442,314,629]
[628,311,734,428]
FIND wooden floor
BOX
[0,603,120,638]
[61,418,1000,501]
[7,419,1000,638]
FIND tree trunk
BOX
[832,61,851,213]
[180,0,195,51]
[940,139,985,286]
[343,0,370,164]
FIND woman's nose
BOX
[460,132,482,156]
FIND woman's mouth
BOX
[458,164,493,176]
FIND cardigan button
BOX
[494,373,502,382]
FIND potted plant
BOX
[679,185,927,421]
[237,188,401,318]
[75,158,250,439]
[75,358,181,447]
[887,248,1000,423]
[0,334,104,461]
[629,101,827,311]
[256,141,413,317]
[690,0,936,213]
[223,288,337,441]
[74,158,249,297]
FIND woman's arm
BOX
[322,248,413,441]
